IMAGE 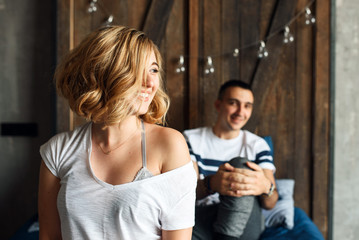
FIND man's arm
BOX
[259,168,278,209]
[192,162,205,199]
[221,161,278,209]
[194,160,278,209]
[194,162,246,199]
[192,161,214,200]
[193,161,238,200]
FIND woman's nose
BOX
[143,78,154,88]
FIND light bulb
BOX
[88,1,98,13]
[175,55,186,73]
[258,41,269,58]
[204,56,215,74]
[283,26,294,43]
[233,48,239,57]
[103,15,114,26]
[305,8,316,25]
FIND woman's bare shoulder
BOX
[145,123,191,172]
[144,122,182,139]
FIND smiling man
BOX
[183,80,278,240]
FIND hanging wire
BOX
[263,0,316,44]
[86,0,316,71]
[186,0,316,61]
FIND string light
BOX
[175,55,186,73]
[86,0,316,73]
[233,48,239,57]
[104,15,114,26]
[283,26,294,43]
[257,41,269,58]
[305,7,316,25]
[88,0,98,13]
[204,56,215,74]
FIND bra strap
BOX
[140,119,147,168]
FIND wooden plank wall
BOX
[56,0,330,238]
[313,0,330,235]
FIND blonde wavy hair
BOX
[55,25,169,126]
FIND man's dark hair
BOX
[217,80,252,100]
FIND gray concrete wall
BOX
[333,0,359,239]
[0,0,55,238]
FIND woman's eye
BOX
[150,68,159,73]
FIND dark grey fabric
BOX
[192,204,217,240]
[192,199,263,240]
[192,157,264,240]
[215,195,254,238]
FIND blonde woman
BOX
[38,26,196,240]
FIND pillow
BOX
[262,179,295,229]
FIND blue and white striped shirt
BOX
[183,127,275,205]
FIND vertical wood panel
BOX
[313,0,330,237]
[188,0,199,129]
[259,0,276,38]
[164,0,187,131]
[202,0,222,127]
[73,0,91,46]
[111,0,129,27]
[126,0,150,29]
[142,0,175,47]
[71,0,92,129]
[221,0,240,82]
[293,0,314,215]
[259,43,296,180]
[247,0,297,131]
[56,0,72,133]
[276,44,296,180]
[239,0,260,83]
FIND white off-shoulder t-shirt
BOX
[40,122,197,240]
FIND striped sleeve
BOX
[253,138,276,172]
